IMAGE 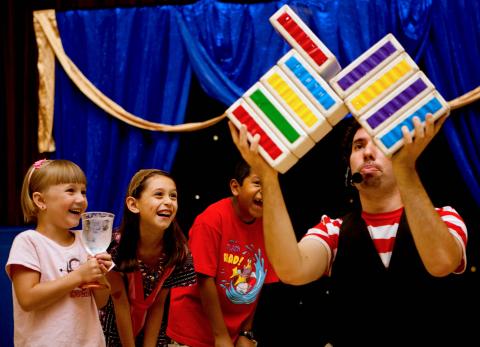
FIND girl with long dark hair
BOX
[101,169,195,346]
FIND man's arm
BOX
[197,274,234,347]
[393,114,463,276]
[228,122,329,285]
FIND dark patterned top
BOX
[100,234,196,347]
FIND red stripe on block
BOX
[277,13,328,66]
[232,105,283,160]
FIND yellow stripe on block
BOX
[267,73,319,128]
[351,59,413,111]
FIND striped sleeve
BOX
[302,215,343,270]
[437,206,468,274]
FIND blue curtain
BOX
[423,0,480,206]
[55,6,192,222]
[53,0,480,224]
[174,1,289,105]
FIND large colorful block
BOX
[226,99,298,173]
[270,5,341,80]
[374,91,449,156]
[260,65,332,142]
[277,49,348,126]
[229,11,449,170]
[329,34,404,98]
[243,82,315,158]
[345,53,419,117]
[357,71,436,135]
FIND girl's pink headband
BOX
[27,159,48,188]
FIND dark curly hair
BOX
[339,117,363,208]
[341,116,362,167]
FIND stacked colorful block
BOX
[227,5,449,172]
[227,4,348,173]
[277,50,346,127]
[269,4,341,81]
[330,34,450,156]
[227,99,298,174]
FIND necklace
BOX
[137,253,166,284]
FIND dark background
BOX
[174,75,480,345]
[1,0,479,345]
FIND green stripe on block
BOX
[250,89,300,143]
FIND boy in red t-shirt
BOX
[167,160,278,347]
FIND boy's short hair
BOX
[232,159,251,186]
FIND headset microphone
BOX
[350,172,363,184]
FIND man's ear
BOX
[230,179,241,197]
[126,196,140,213]
[32,192,46,210]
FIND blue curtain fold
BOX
[421,0,480,206]
[55,6,192,222]
[174,0,289,104]
[53,0,480,224]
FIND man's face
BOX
[349,128,394,188]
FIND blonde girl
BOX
[5,159,112,347]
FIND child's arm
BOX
[92,252,113,308]
[197,274,234,347]
[92,276,111,308]
[10,257,104,311]
[142,287,169,347]
[107,271,136,347]
[235,308,257,347]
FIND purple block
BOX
[366,78,428,129]
[338,41,397,91]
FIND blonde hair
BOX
[21,159,87,223]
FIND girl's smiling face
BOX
[131,175,178,233]
[39,182,87,230]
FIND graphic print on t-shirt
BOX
[220,240,267,304]
[59,257,81,274]
[59,257,91,297]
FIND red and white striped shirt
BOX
[304,206,468,273]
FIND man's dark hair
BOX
[339,117,362,209]
[232,158,251,186]
[341,116,362,167]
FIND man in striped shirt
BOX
[228,114,468,346]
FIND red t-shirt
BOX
[167,198,278,347]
